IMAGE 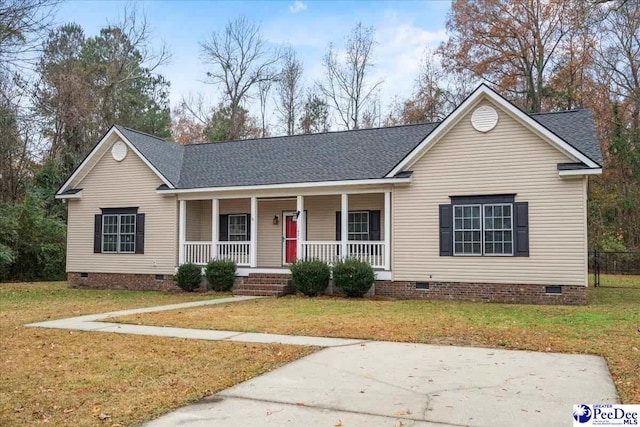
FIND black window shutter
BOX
[94,214,102,253]
[219,214,229,241]
[369,210,381,241]
[439,204,453,256]
[135,213,145,254]
[514,202,529,257]
[245,214,251,241]
[335,211,341,241]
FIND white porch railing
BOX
[216,241,251,266]
[301,241,341,265]
[183,241,251,266]
[348,241,385,269]
[301,240,386,269]
[183,242,211,266]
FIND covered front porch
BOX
[178,191,391,274]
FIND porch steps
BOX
[232,273,294,297]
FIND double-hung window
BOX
[453,205,482,255]
[228,214,248,241]
[348,211,369,241]
[102,213,136,253]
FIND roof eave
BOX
[558,168,603,177]
[156,177,412,195]
[55,189,83,199]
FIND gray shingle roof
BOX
[178,123,437,188]
[530,109,603,166]
[116,108,601,190]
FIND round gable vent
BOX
[471,105,499,132]
[111,140,128,162]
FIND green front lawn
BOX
[113,275,640,404]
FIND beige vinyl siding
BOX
[186,200,206,241]
[393,99,587,286]
[185,199,252,241]
[66,138,178,275]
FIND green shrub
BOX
[205,259,237,291]
[332,258,375,297]
[290,259,331,296]
[175,263,202,291]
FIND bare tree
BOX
[318,22,383,130]
[257,77,272,137]
[275,47,304,135]
[200,17,280,140]
[0,0,58,74]
[595,0,640,130]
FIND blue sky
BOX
[57,0,451,126]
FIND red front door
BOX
[284,215,297,264]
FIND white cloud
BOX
[289,1,307,14]
[371,16,448,108]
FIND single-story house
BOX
[56,84,602,304]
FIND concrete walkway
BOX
[26,296,620,426]
[26,296,366,347]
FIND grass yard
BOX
[113,274,640,404]
[0,282,314,426]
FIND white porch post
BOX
[296,195,305,261]
[341,193,348,259]
[178,199,186,265]
[250,196,258,267]
[211,198,219,261]
[384,191,391,271]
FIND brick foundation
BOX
[68,272,180,292]
[374,281,587,305]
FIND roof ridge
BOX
[116,124,174,143]
[529,108,589,116]
[183,121,441,147]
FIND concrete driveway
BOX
[147,341,618,427]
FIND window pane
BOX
[229,215,247,241]
[103,235,116,252]
[348,212,369,241]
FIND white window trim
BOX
[453,204,482,256]
[348,211,370,241]
[102,214,136,254]
[483,203,514,256]
[228,214,248,242]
